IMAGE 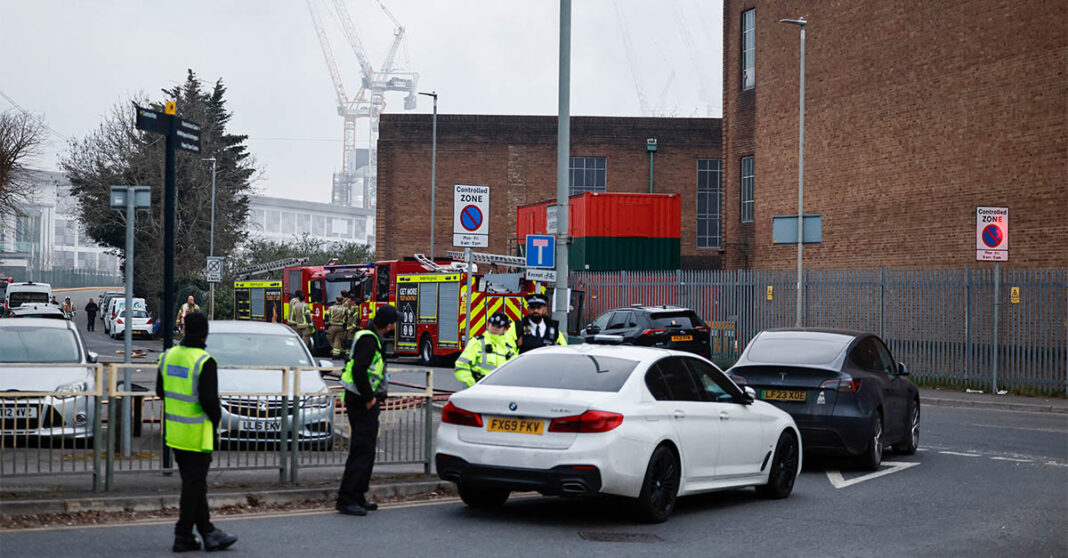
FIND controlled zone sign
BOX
[976,206,1008,262]
[205,256,225,283]
[454,184,489,247]
[525,234,555,268]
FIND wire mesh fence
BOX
[572,268,1067,394]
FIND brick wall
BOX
[377,115,723,267]
[723,0,1068,269]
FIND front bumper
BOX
[217,397,334,444]
[0,396,95,439]
[436,453,602,496]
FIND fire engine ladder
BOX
[234,257,310,280]
[444,251,529,268]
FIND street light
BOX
[418,91,438,260]
[202,157,217,319]
[780,17,806,328]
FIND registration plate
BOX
[486,417,544,435]
[670,335,693,342]
[1,407,39,419]
[239,420,282,432]
[762,389,807,402]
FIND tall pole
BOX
[205,157,217,320]
[781,17,806,328]
[992,261,1000,393]
[553,0,571,329]
[420,91,438,260]
[163,114,177,350]
[121,193,134,457]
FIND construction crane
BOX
[306,0,419,212]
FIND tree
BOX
[0,109,48,216]
[61,70,256,317]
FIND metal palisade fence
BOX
[571,268,1067,395]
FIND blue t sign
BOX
[525,235,555,268]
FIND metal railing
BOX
[0,363,437,491]
[572,268,1068,394]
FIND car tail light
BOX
[116,318,124,325]
[729,374,747,385]
[819,377,861,392]
[641,328,666,336]
[146,318,154,324]
[695,325,710,331]
[548,410,623,433]
[441,401,483,428]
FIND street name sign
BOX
[453,184,490,247]
[976,206,1008,261]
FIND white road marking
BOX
[990,457,1033,463]
[938,451,982,457]
[966,423,1068,435]
[826,461,920,489]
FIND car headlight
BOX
[55,381,90,398]
[301,394,333,409]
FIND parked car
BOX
[104,297,146,335]
[436,344,801,522]
[580,305,711,357]
[0,318,98,444]
[110,308,154,339]
[6,303,67,320]
[98,291,124,323]
[203,321,335,449]
[727,329,920,471]
[4,281,52,311]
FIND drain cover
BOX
[578,531,663,543]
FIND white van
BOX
[104,297,146,334]
[4,282,52,311]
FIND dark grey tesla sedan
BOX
[727,329,919,470]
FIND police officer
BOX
[287,291,313,348]
[455,312,516,388]
[326,296,347,359]
[506,293,567,354]
[336,304,398,516]
[155,312,237,553]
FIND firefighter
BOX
[176,295,200,336]
[287,291,313,348]
[455,312,516,388]
[326,296,348,359]
[336,304,398,516]
[61,297,75,320]
[506,293,567,354]
[343,296,359,357]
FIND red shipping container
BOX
[516,192,681,239]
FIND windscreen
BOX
[0,327,81,363]
[119,310,149,318]
[479,353,639,392]
[746,334,852,365]
[650,312,702,329]
[325,279,351,302]
[9,292,49,307]
[205,332,313,367]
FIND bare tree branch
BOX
[0,109,48,215]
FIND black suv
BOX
[581,305,711,357]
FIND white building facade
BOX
[245,195,375,246]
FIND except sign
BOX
[453,184,490,247]
[976,207,1009,261]
[525,234,555,268]
[526,268,557,283]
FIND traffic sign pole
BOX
[993,261,1000,393]
[554,0,571,330]
[464,247,473,344]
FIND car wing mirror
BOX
[87,351,99,364]
[898,362,909,376]
[585,325,601,335]
[318,359,335,368]
[742,386,756,404]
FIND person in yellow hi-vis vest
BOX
[505,293,567,354]
[336,304,398,516]
[455,312,516,388]
[155,312,237,553]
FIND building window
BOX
[697,159,722,248]
[741,9,755,90]
[266,210,281,233]
[740,156,754,223]
[297,213,311,236]
[569,157,606,195]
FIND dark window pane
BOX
[749,332,854,365]
[655,358,704,401]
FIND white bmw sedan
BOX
[436,344,802,522]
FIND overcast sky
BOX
[1,0,722,202]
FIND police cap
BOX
[525,293,548,307]
[488,312,510,328]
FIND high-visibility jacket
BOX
[176,303,200,326]
[344,305,359,332]
[455,332,516,388]
[341,329,386,397]
[159,346,214,452]
[288,300,312,327]
[327,303,347,326]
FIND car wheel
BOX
[756,430,799,499]
[893,401,920,455]
[859,412,884,471]
[419,335,436,366]
[633,445,680,523]
[458,483,509,509]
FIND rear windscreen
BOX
[650,312,702,329]
[479,353,639,392]
[747,335,851,365]
[9,292,49,306]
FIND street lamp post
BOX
[780,17,806,328]
[202,157,217,319]
[418,91,438,260]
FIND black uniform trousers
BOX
[173,448,215,537]
[86,312,96,331]
[338,392,380,506]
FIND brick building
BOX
[376,115,724,267]
[722,0,1067,269]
